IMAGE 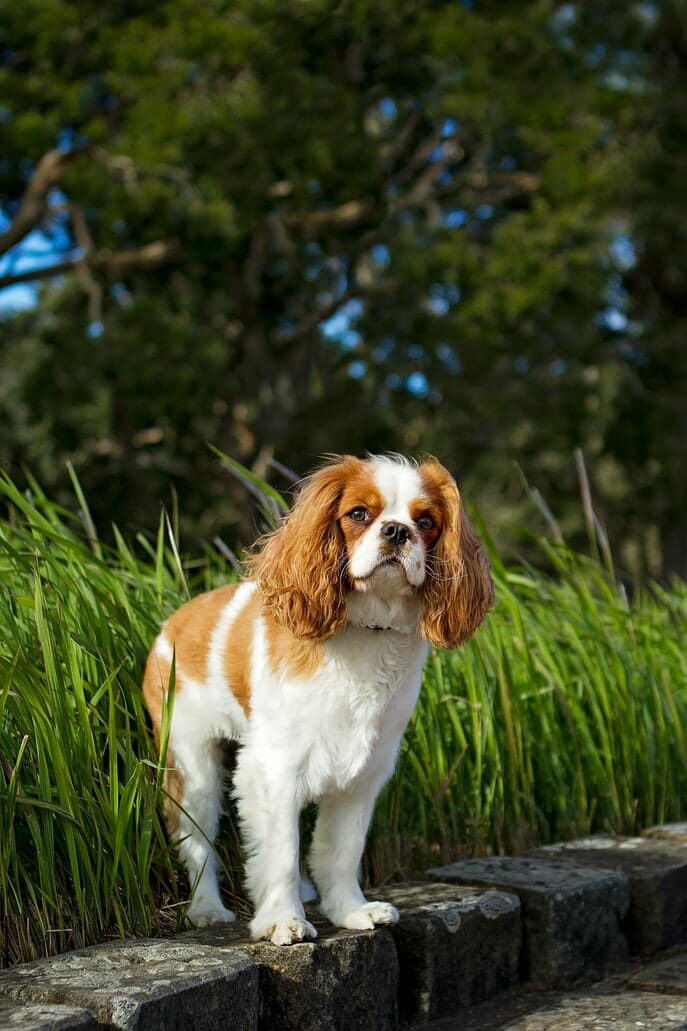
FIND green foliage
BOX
[1,1,685,577]
[2,470,687,967]
[372,542,687,876]
[0,474,191,967]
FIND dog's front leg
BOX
[309,775,399,931]
[234,748,317,945]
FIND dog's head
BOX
[246,454,494,648]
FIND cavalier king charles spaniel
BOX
[143,454,493,945]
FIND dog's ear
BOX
[246,457,362,640]
[419,459,494,650]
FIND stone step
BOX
[0,1000,100,1031]
[628,949,687,995]
[644,823,687,843]
[182,886,520,1029]
[182,918,399,1031]
[360,883,520,1025]
[427,856,629,988]
[0,888,518,1031]
[2,829,687,1030]
[419,987,687,1031]
[0,939,258,1031]
[532,834,687,956]
[417,948,687,1030]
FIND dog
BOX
[142,453,493,945]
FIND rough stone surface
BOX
[0,939,258,1031]
[644,823,687,843]
[370,882,521,1024]
[417,949,687,1030]
[628,950,687,995]
[182,919,399,1031]
[462,991,687,1031]
[533,834,687,956]
[6,873,686,1031]
[428,857,629,989]
[0,1000,99,1030]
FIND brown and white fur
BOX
[142,454,493,945]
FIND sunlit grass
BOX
[370,538,687,879]
[0,473,221,967]
[1,468,686,966]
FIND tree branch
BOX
[390,139,465,215]
[0,146,88,257]
[379,108,424,176]
[91,239,180,275]
[0,258,80,291]
[281,198,378,236]
[434,169,542,207]
[0,145,181,305]
[0,239,180,292]
[272,275,401,348]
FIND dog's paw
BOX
[342,901,400,930]
[270,916,318,946]
[251,913,318,946]
[185,902,236,928]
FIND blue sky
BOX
[0,189,75,315]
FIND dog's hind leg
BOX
[169,738,236,927]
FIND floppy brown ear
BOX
[245,457,361,640]
[420,461,494,650]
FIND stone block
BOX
[628,950,687,995]
[183,920,399,1031]
[479,991,687,1031]
[0,939,258,1031]
[644,823,687,843]
[373,882,521,1024]
[0,1000,99,1031]
[534,835,687,956]
[428,856,629,988]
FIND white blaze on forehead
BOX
[369,457,426,517]
[347,457,429,585]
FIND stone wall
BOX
[1,825,687,1030]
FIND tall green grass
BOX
[369,537,687,879]
[1,470,686,967]
[0,473,225,967]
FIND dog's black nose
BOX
[380,521,411,546]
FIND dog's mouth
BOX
[351,559,421,604]
[354,555,413,585]
[379,552,403,567]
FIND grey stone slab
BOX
[428,857,629,989]
[0,939,258,1031]
[534,835,687,956]
[182,919,399,1031]
[628,950,687,995]
[644,823,687,843]
[371,882,521,1024]
[492,991,687,1030]
[418,984,687,1031]
[0,1000,99,1030]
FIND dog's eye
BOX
[348,507,371,523]
[416,514,435,532]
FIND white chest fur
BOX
[247,620,427,799]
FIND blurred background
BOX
[0,0,685,580]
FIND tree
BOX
[0,0,684,577]
[601,1,687,577]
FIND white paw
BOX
[342,901,399,930]
[185,902,236,928]
[251,914,318,946]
